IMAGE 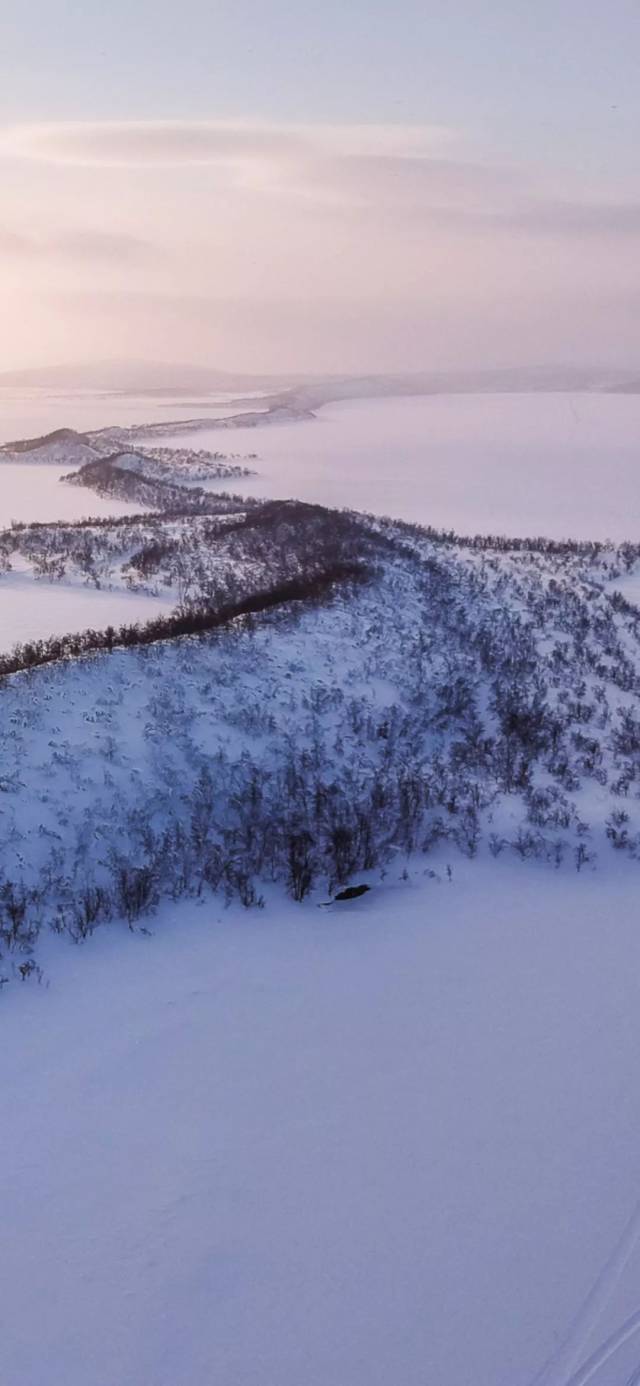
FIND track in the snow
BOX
[530,1198,640,1386]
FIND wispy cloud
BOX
[1,119,639,372]
[5,120,638,241]
[0,226,155,261]
[0,120,454,169]
[0,229,33,255]
[502,199,640,237]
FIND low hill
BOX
[0,428,102,467]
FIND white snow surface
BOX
[4,861,640,1386]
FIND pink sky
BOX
[3,0,640,375]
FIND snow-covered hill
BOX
[0,427,102,467]
[1,426,255,483]
[0,516,639,955]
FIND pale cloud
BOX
[5,120,639,239]
[0,229,33,255]
[501,199,640,237]
[414,198,640,238]
[1,119,639,372]
[279,153,518,215]
[0,120,454,169]
[0,227,155,260]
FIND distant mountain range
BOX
[0,360,299,395]
[1,359,640,398]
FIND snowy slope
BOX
[0,429,102,467]
[1,530,639,936]
[3,862,640,1386]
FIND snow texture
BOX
[3,863,640,1386]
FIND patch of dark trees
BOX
[3,506,241,537]
[0,560,369,681]
[378,514,640,566]
[62,454,257,514]
[1,498,376,595]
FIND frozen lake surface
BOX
[0,462,145,527]
[0,456,171,647]
[0,573,174,651]
[1,388,639,547]
[0,388,264,528]
[157,392,640,542]
[0,388,251,444]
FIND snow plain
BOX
[3,861,640,1386]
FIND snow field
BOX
[3,861,640,1386]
